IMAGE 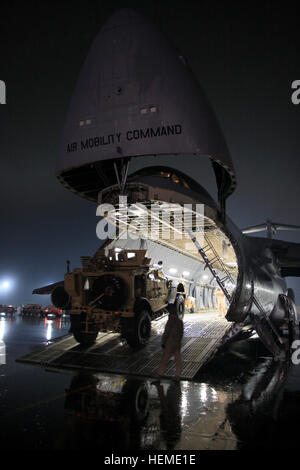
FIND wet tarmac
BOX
[1,314,300,451]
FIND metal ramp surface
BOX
[16,313,233,380]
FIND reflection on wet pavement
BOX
[60,372,235,450]
[62,372,239,450]
[0,315,300,450]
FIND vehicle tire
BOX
[176,295,185,319]
[121,310,151,349]
[167,294,185,319]
[121,380,149,423]
[70,313,98,347]
[173,294,185,319]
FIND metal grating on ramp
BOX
[16,314,233,380]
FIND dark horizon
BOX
[0,1,300,305]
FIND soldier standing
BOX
[216,287,227,317]
[157,311,184,380]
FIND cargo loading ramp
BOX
[17,313,234,380]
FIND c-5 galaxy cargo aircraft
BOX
[34,9,300,362]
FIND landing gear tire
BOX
[70,313,98,347]
[286,299,296,351]
[121,310,151,349]
[279,294,297,357]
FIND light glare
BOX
[169,268,177,274]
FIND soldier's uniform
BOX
[158,312,184,379]
[216,288,226,317]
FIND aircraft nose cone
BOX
[58,8,236,203]
[101,8,147,31]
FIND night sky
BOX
[0,1,299,305]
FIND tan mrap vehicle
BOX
[52,248,176,349]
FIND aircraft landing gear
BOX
[280,294,297,357]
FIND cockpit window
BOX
[131,166,197,192]
[171,174,180,184]
[159,171,171,178]
[157,170,190,188]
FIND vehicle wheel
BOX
[70,313,98,347]
[176,295,185,319]
[121,310,151,349]
[168,294,185,319]
[171,294,185,319]
[121,381,149,423]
